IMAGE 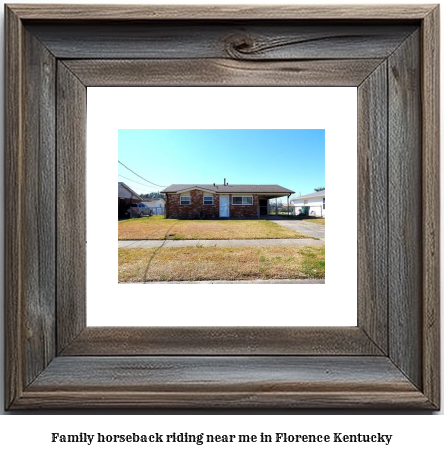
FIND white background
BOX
[88,87,357,326]
[0,0,442,452]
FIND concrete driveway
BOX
[268,219,325,240]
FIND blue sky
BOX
[118,129,324,199]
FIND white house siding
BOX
[143,199,166,215]
[292,196,325,217]
[144,200,165,209]
[118,182,142,200]
[118,186,134,199]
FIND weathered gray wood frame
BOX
[5,4,440,409]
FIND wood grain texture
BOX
[5,4,24,411]
[61,327,382,356]
[4,5,440,410]
[28,356,418,391]
[21,28,57,387]
[357,62,388,354]
[7,4,435,20]
[388,30,422,389]
[13,356,432,409]
[421,6,440,409]
[63,58,384,87]
[56,62,87,353]
[16,390,434,410]
[27,22,416,60]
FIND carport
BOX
[258,192,294,217]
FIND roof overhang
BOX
[118,182,142,201]
[257,192,294,198]
[171,186,217,194]
[165,188,294,197]
[291,195,324,201]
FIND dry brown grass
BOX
[118,216,312,240]
[118,245,325,282]
[301,218,325,226]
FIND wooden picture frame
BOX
[5,4,440,409]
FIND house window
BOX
[232,196,253,205]
[323,198,325,209]
[180,196,191,205]
[203,196,214,205]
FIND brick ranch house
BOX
[161,183,294,219]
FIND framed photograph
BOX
[96,88,354,328]
[5,4,440,409]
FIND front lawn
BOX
[119,216,312,240]
[118,245,325,282]
[301,218,325,226]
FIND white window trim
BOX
[203,195,214,205]
[232,195,253,205]
[180,196,191,206]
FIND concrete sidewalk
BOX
[119,238,324,248]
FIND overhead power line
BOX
[118,174,164,190]
[118,161,166,188]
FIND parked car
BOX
[127,203,152,218]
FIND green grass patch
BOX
[301,247,326,278]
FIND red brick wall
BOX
[229,194,259,217]
[166,191,259,219]
[166,190,219,219]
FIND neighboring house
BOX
[118,182,142,219]
[142,197,166,215]
[161,183,294,219]
[291,190,325,217]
